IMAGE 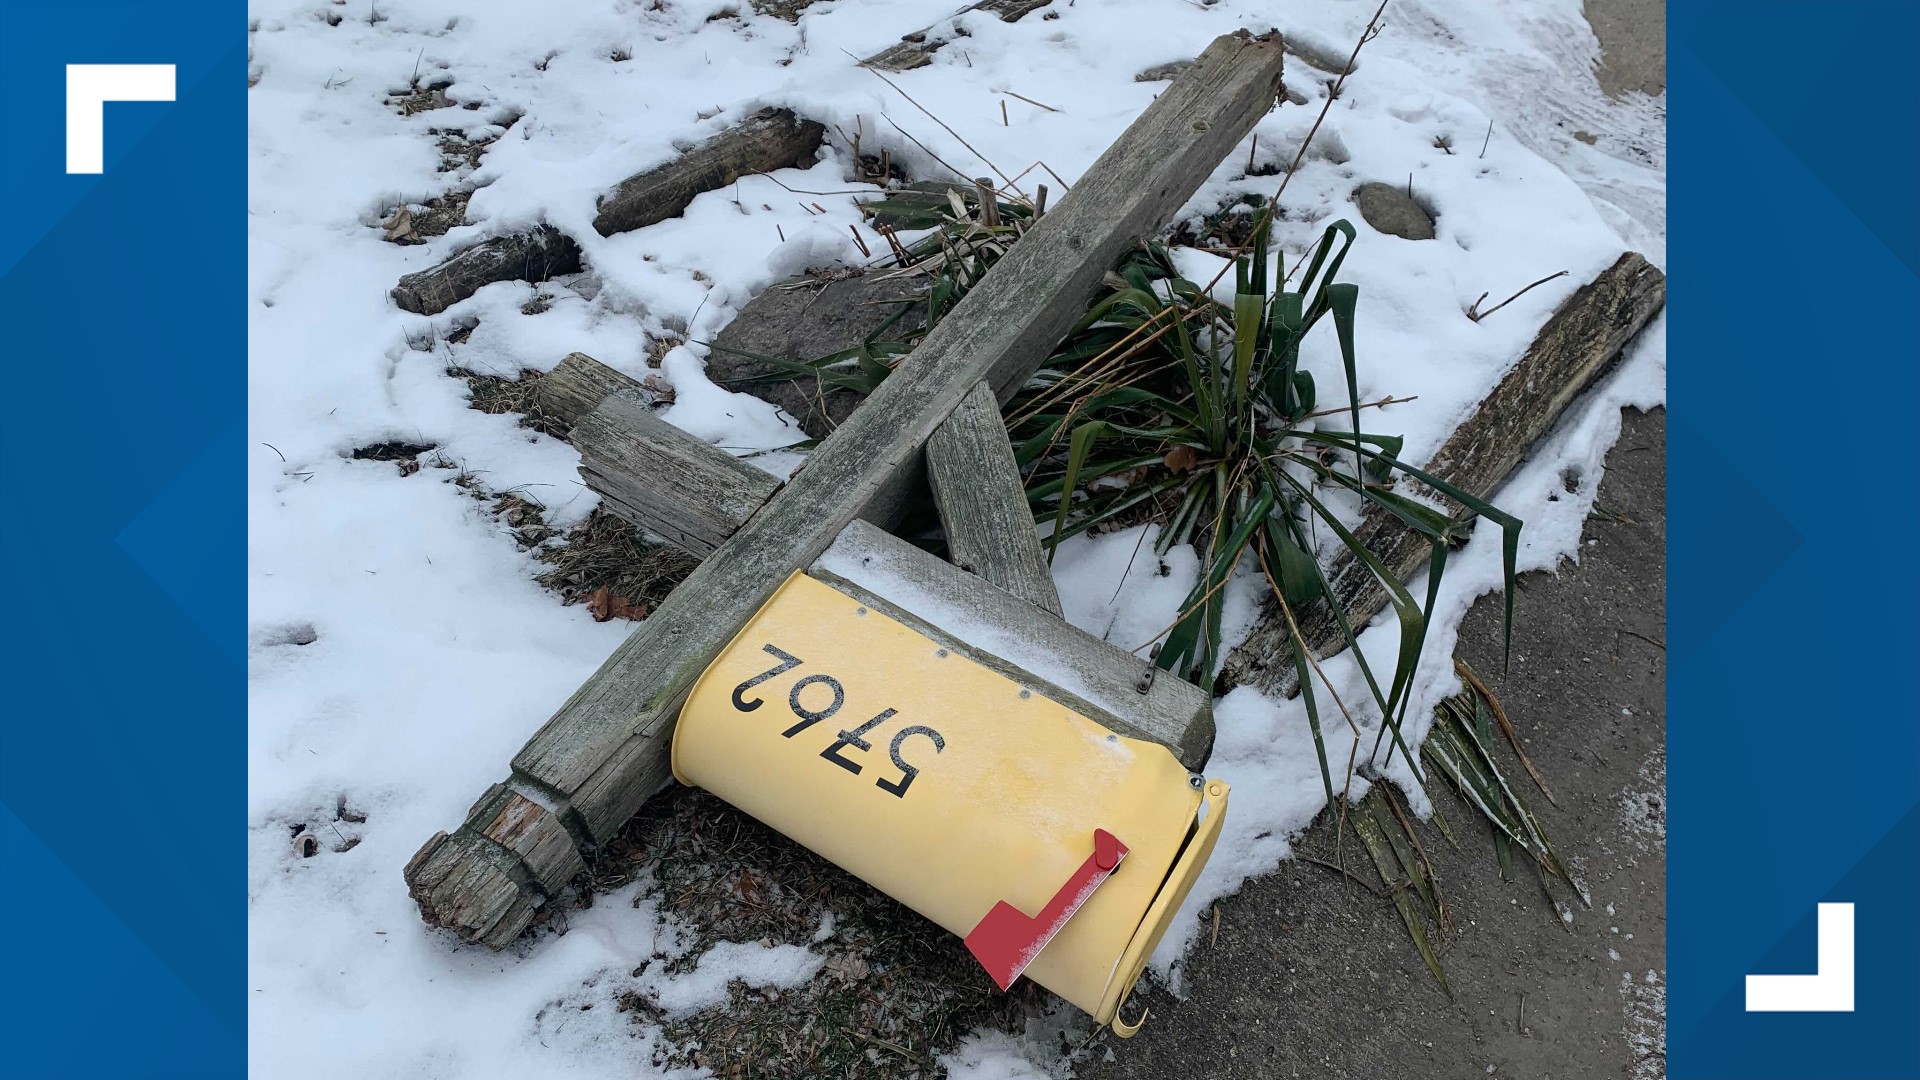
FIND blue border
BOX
[0,2,244,1077]
[1670,1,1919,1076]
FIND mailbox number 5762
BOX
[730,644,945,798]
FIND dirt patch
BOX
[578,786,1048,1078]
[1584,0,1666,97]
[486,492,557,550]
[532,508,697,614]
[452,367,572,439]
[434,129,493,173]
[749,0,828,21]
[1167,194,1279,254]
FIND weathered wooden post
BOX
[926,381,1063,615]
[861,0,1055,71]
[393,109,826,316]
[569,392,783,556]
[405,30,1288,948]
[1220,252,1667,695]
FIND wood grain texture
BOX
[536,352,664,429]
[570,389,783,556]
[404,781,586,948]
[926,381,1062,615]
[811,521,1212,768]
[592,109,824,237]
[404,31,1287,945]
[391,226,583,317]
[705,273,930,440]
[1220,252,1667,697]
[404,831,543,948]
[862,0,1054,71]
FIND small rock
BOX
[1352,182,1435,240]
[1134,59,1195,83]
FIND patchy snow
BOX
[811,526,1165,724]
[644,940,826,1013]
[1621,968,1668,1080]
[941,1032,1062,1080]
[1620,745,1669,848]
[248,0,1663,1073]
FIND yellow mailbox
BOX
[673,571,1228,1033]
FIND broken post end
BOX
[403,782,588,948]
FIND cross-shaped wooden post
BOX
[404,31,1288,947]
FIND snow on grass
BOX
[643,940,827,1013]
[249,0,1663,1074]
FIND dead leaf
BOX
[1164,445,1199,473]
[725,869,764,905]
[825,952,870,983]
[382,205,419,243]
[586,585,649,622]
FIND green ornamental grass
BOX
[712,191,1522,810]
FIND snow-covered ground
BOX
[247,0,1664,1075]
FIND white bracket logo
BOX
[66,64,176,174]
[1745,902,1855,1012]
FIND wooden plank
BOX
[390,109,824,318]
[810,521,1211,768]
[1220,252,1667,696]
[534,352,662,429]
[402,781,586,948]
[569,389,783,556]
[593,108,824,237]
[705,272,929,440]
[926,381,1062,615]
[862,0,1054,71]
[404,31,1286,946]
[391,226,582,316]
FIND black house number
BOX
[730,643,946,798]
